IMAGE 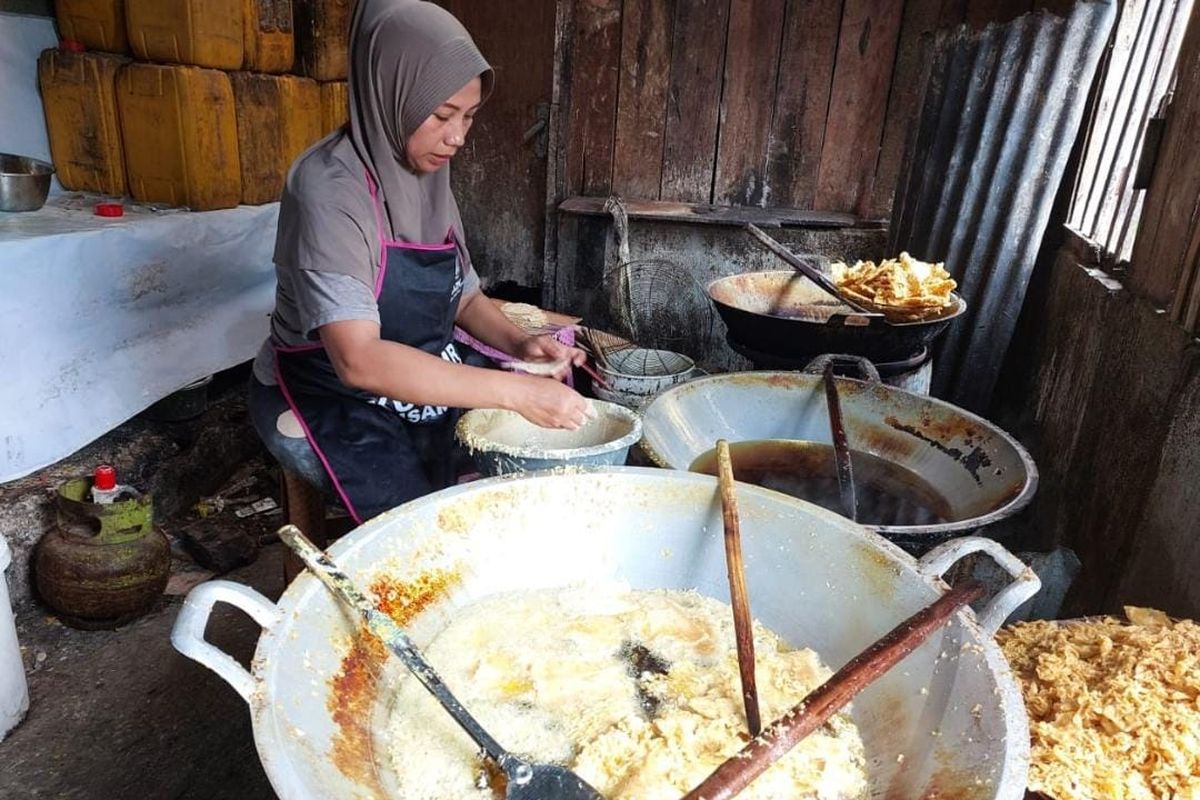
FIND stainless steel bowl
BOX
[0,153,54,212]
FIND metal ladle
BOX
[822,362,858,522]
[277,525,605,800]
[744,223,883,319]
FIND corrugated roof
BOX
[889,2,1117,412]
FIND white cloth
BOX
[0,12,62,193]
[0,14,278,482]
[0,194,278,482]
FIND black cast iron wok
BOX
[706,270,966,362]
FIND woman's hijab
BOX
[274,0,493,281]
[348,0,493,242]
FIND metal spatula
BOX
[277,525,606,800]
[744,223,884,319]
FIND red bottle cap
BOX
[94,465,117,491]
[60,39,85,53]
[94,203,124,217]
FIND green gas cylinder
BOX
[34,469,170,628]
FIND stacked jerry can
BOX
[321,79,349,137]
[244,0,295,73]
[40,0,352,210]
[125,0,245,69]
[37,47,128,196]
[117,63,243,209]
[53,0,127,52]
[293,0,352,81]
[232,72,322,204]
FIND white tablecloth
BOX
[1,12,60,192]
[0,194,278,482]
[0,14,278,482]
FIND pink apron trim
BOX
[452,326,577,388]
[364,168,455,296]
[272,350,364,526]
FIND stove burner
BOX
[726,334,928,378]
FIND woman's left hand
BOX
[514,334,587,381]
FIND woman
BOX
[249,0,590,524]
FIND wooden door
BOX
[436,0,559,294]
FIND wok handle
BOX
[917,537,1042,635]
[802,354,882,384]
[744,224,871,312]
[170,580,282,703]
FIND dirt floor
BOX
[0,487,286,799]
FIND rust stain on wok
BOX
[369,569,461,623]
[718,371,804,390]
[327,567,463,796]
[328,636,388,796]
[884,415,992,486]
[912,411,986,444]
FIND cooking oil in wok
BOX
[689,439,955,526]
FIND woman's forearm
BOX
[455,291,529,354]
[339,336,529,410]
[318,319,589,428]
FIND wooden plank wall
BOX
[435,0,559,288]
[1128,4,1200,331]
[559,0,1058,219]
[1016,230,1200,617]
[996,13,1200,617]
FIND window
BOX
[1067,0,1195,263]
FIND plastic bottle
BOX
[90,465,124,504]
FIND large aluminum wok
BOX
[172,469,1035,799]
[640,371,1037,552]
[707,271,965,362]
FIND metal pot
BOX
[456,401,642,476]
[0,153,53,212]
[173,469,1036,799]
[639,371,1037,552]
[707,271,965,362]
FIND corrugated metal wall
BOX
[889,1,1116,412]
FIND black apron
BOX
[273,174,467,525]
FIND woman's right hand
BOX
[509,376,593,430]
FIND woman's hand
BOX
[513,334,587,381]
[509,376,594,430]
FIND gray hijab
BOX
[274,0,493,281]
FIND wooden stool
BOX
[279,468,353,583]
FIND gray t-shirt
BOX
[253,269,372,384]
[253,132,482,386]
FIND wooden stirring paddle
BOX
[715,439,762,736]
[682,580,985,800]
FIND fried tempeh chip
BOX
[830,252,958,322]
[997,609,1200,800]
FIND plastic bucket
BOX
[0,535,29,741]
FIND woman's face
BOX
[405,77,483,173]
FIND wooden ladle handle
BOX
[716,439,761,737]
[682,580,986,800]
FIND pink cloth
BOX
[452,325,577,388]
